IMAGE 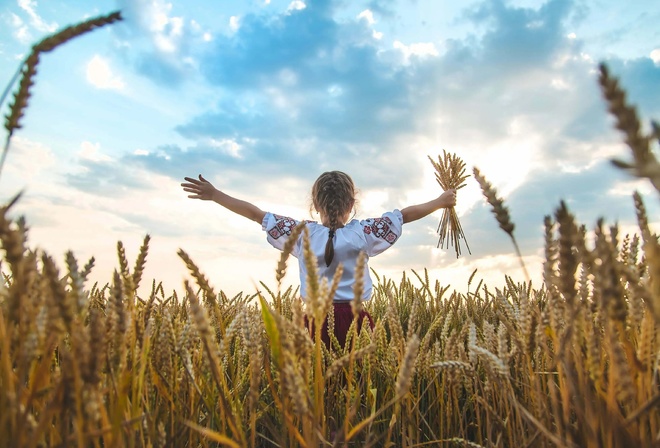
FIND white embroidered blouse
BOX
[261,210,404,301]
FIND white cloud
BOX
[209,138,242,158]
[1,136,55,181]
[18,0,57,33]
[1,157,198,297]
[229,16,240,32]
[551,78,570,90]
[150,2,174,31]
[358,10,376,25]
[79,141,112,162]
[393,41,439,64]
[327,84,343,97]
[287,1,306,13]
[278,68,298,86]
[357,9,383,40]
[651,48,660,65]
[607,178,656,197]
[567,32,577,39]
[525,20,543,30]
[10,13,31,43]
[154,15,184,53]
[189,19,212,42]
[119,0,187,55]
[10,13,23,27]
[85,55,125,91]
[265,87,297,116]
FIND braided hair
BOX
[311,171,356,267]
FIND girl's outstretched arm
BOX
[181,174,266,224]
[401,189,457,224]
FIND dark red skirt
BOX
[306,302,374,348]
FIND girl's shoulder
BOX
[343,219,363,231]
[346,210,404,244]
[350,210,403,228]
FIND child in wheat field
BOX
[181,171,456,347]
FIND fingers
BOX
[182,175,208,200]
[181,175,210,195]
[182,178,200,188]
[181,184,202,194]
[182,174,215,200]
[182,175,209,185]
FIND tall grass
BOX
[0,10,659,447]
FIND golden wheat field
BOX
[1,10,660,448]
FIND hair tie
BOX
[328,229,335,238]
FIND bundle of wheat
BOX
[428,150,471,258]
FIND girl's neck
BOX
[321,220,345,228]
[319,212,349,228]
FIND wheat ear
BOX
[599,63,660,192]
[1,11,123,177]
[132,234,151,291]
[473,166,530,282]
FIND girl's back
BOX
[262,209,404,301]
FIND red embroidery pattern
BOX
[268,215,298,240]
[364,216,398,244]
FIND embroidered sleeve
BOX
[262,212,302,255]
[361,209,404,256]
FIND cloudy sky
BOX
[0,0,659,297]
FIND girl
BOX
[181,171,456,347]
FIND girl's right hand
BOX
[181,174,218,201]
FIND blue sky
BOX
[0,0,659,296]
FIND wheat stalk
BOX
[275,221,305,290]
[428,151,471,257]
